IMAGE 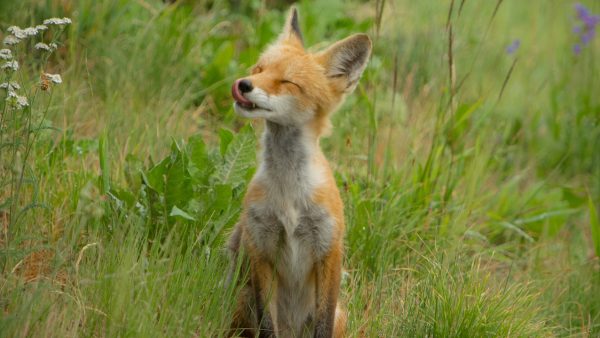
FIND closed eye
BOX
[281,79,303,91]
[251,65,263,74]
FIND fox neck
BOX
[260,120,323,201]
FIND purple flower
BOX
[575,3,590,20]
[582,29,596,44]
[506,39,521,54]
[584,15,600,28]
[572,3,598,55]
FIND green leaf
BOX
[165,153,193,212]
[169,205,196,221]
[214,125,256,188]
[108,188,136,210]
[213,184,232,211]
[187,134,213,182]
[589,196,600,258]
[218,128,234,157]
[143,157,169,194]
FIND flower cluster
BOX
[4,90,28,108]
[0,81,20,91]
[44,73,63,84]
[0,49,12,60]
[573,3,599,54]
[1,18,70,109]
[1,60,19,71]
[43,18,72,26]
[34,42,57,52]
[5,25,41,45]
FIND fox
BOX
[226,6,371,338]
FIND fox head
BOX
[232,6,372,136]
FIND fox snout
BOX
[232,78,255,109]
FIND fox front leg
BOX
[314,248,343,338]
[251,259,276,338]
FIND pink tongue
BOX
[231,81,253,106]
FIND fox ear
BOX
[319,34,372,93]
[279,6,303,47]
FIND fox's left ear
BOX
[279,6,304,47]
[318,34,372,93]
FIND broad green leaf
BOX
[187,134,213,182]
[169,205,196,221]
[214,125,256,188]
[165,154,193,212]
[213,184,232,211]
[143,157,169,194]
[219,128,234,157]
[108,188,136,210]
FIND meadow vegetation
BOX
[1,0,599,336]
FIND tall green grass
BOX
[1,0,599,336]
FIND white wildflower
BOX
[43,17,72,26]
[0,49,12,60]
[35,24,48,32]
[16,95,28,108]
[2,60,19,71]
[49,43,58,50]
[7,26,27,39]
[44,73,62,84]
[7,26,37,39]
[35,42,51,51]
[3,35,20,46]
[0,82,21,91]
[23,27,38,37]
[5,91,28,108]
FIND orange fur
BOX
[227,6,371,338]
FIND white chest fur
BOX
[245,122,336,334]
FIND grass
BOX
[1,0,599,337]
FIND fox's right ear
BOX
[278,6,304,47]
[318,34,372,93]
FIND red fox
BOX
[227,6,371,338]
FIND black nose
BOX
[238,79,253,93]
